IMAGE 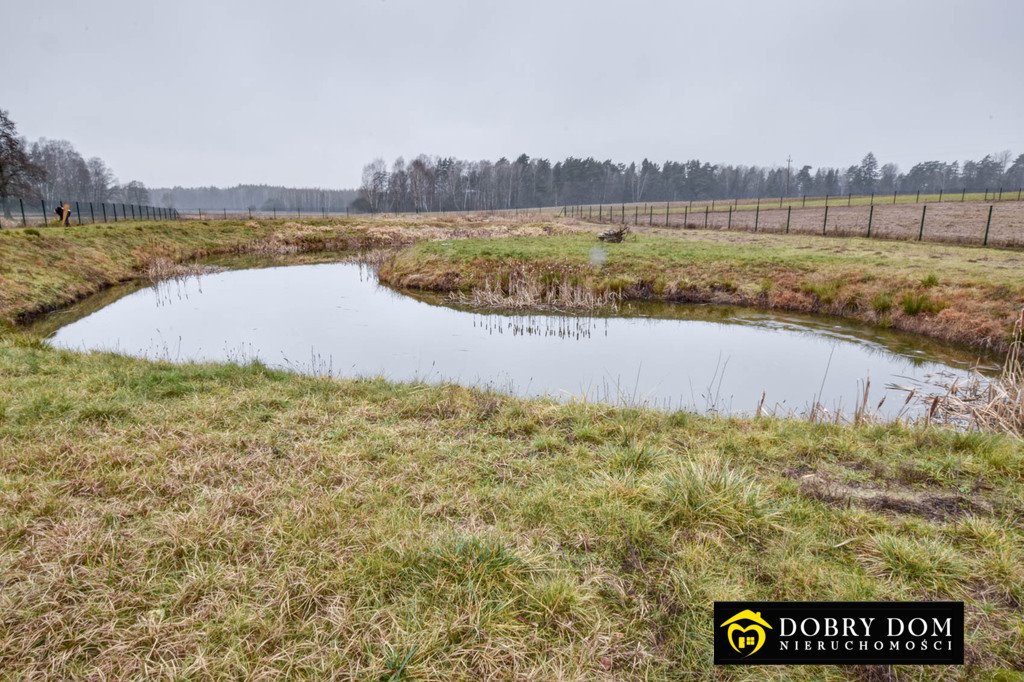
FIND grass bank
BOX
[379,230,1024,352]
[0,333,1022,678]
[0,216,567,325]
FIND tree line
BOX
[355,151,1024,213]
[0,108,152,218]
[149,185,358,212]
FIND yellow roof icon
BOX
[720,609,772,629]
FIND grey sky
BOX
[4,0,1022,188]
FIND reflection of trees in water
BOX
[471,314,609,340]
[150,273,204,307]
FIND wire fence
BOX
[561,195,1024,248]
[0,197,178,228]
[5,188,1023,249]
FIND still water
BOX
[46,263,991,417]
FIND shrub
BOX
[921,273,940,288]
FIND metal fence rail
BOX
[0,197,178,228]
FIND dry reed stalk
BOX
[453,269,620,312]
[146,257,218,283]
[926,310,1024,437]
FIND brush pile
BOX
[598,225,629,243]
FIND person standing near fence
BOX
[53,202,71,226]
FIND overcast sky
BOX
[4,0,1022,188]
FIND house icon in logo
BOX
[720,609,772,656]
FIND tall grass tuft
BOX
[654,457,778,539]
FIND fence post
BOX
[20,198,26,226]
[634,206,638,225]
[998,187,1003,201]
[122,204,127,220]
[918,204,926,240]
[824,193,829,208]
[102,203,107,222]
[728,204,733,229]
[648,205,652,225]
[983,205,993,246]
[621,204,624,224]
[915,190,920,203]
[223,208,227,219]
[703,205,708,229]
[785,206,791,233]
[822,204,829,235]
[75,201,81,225]
[961,188,966,202]
[89,202,95,223]
[938,189,943,202]
[893,190,897,204]
[754,202,760,232]
[847,192,851,207]
[802,194,806,208]
[41,199,47,225]
[683,204,688,225]
[870,192,874,205]
[665,201,669,226]
[867,204,874,238]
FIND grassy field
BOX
[0,216,1022,678]
[380,230,1024,353]
[569,192,1023,214]
[1,332,1022,679]
[571,200,1024,248]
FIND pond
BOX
[45,262,995,418]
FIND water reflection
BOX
[46,262,992,417]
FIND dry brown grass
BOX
[453,266,620,312]
[922,310,1024,437]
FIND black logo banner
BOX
[714,601,964,665]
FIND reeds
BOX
[454,268,620,312]
[145,257,217,283]
[926,310,1024,437]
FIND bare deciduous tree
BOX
[0,109,45,217]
